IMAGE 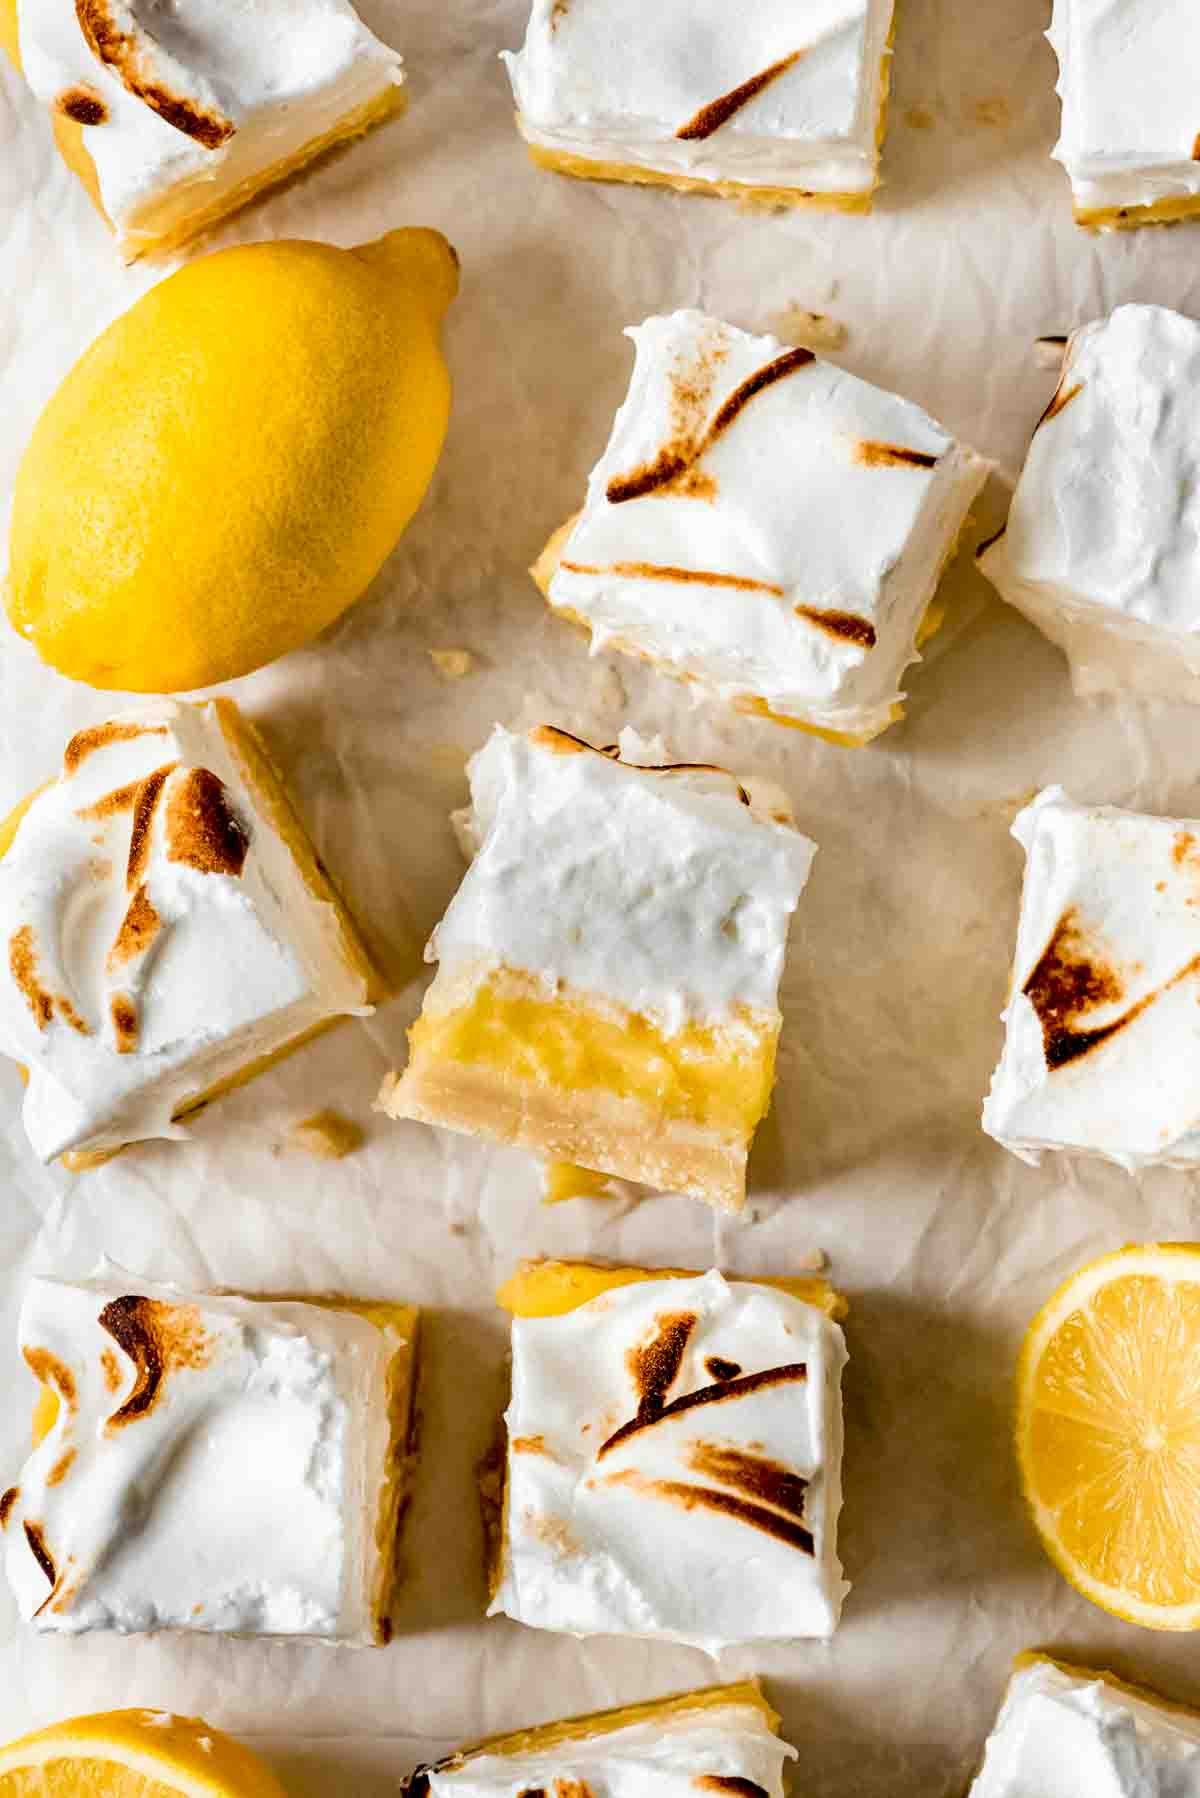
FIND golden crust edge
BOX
[414,1679,782,1783]
[523,138,877,212]
[380,1054,751,1211]
[1011,1649,1200,1725]
[1074,192,1200,233]
[496,1257,847,1320]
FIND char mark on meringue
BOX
[676,50,805,141]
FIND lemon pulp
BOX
[1018,1243,1200,1628]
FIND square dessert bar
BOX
[2,1274,419,1643]
[503,0,896,210]
[1049,0,1200,230]
[983,787,1200,1170]
[413,1680,795,1798]
[6,0,405,260]
[378,724,816,1210]
[970,1655,1200,1795]
[535,311,990,744]
[0,697,382,1166]
[486,1262,848,1650]
[981,306,1200,704]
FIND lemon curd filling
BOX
[495,1258,848,1320]
[542,1161,618,1203]
[0,699,384,1170]
[408,968,780,1138]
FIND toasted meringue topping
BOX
[503,0,895,196]
[969,1658,1200,1797]
[432,725,814,1038]
[75,0,237,148]
[490,1272,847,1649]
[985,788,1200,1169]
[548,312,990,738]
[164,767,248,877]
[4,1272,404,1642]
[64,721,167,773]
[980,306,1200,704]
[1048,0,1200,218]
[423,1699,796,1798]
[17,0,404,256]
[97,1295,214,1429]
[0,699,371,1162]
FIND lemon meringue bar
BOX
[1049,1,1200,230]
[502,0,895,210]
[983,787,1200,1171]
[412,1680,795,1798]
[980,306,1200,704]
[487,1261,848,1649]
[0,697,381,1165]
[2,1273,418,1643]
[378,725,815,1210]
[5,0,405,261]
[535,312,991,745]
[970,1654,1200,1796]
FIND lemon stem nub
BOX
[355,227,460,323]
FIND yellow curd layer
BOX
[496,1257,847,1321]
[411,973,778,1139]
[525,140,876,212]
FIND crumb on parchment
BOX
[770,309,847,352]
[287,1109,365,1159]
[430,648,476,679]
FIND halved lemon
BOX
[1017,1242,1200,1630]
[0,1709,287,1796]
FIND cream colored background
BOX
[3,2,1200,1792]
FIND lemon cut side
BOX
[0,1709,286,1797]
[1017,1243,1200,1630]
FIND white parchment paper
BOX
[5,2,1200,1792]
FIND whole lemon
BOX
[6,229,457,691]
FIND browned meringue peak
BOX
[605,347,815,504]
[54,83,108,124]
[74,0,236,147]
[524,725,753,808]
[0,699,383,1167]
